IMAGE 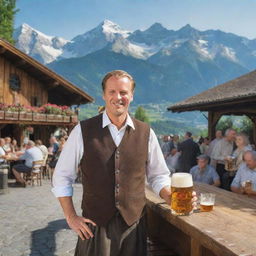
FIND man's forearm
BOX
[231,186,243,194]
[58,196,77,221]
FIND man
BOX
[0,138,8,164]
[3,137,12,153]
[161,135,174,159]
[211,128,236,190]
[207,130,223,158]
[12,140,43,187]
[231,150,256,197]
[48,136,59,155]
[35,139,48,166]
[190,155,220,186]
[52,70,196,256]
[177,131,201,173]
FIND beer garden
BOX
[143,71,256,256]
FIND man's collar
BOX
[102,111,135,130]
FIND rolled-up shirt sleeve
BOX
[52,124,84,197]
[146,129,171,196]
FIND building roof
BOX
[168,69,256,112]
[0,39,94,105]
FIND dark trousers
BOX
[74,211,147,256]
[216,163,232,191]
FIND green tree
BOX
[0,0,18,44]
[134,106,149,123]
[216,116,233,133]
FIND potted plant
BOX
[62,106,74,122]
[4,104,20,120]
[42,103,63,122]
[33,107,47,121]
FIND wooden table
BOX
[146,182,256,256]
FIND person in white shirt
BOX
[0,138,8,164]
[12,140,43,187]
[52,70,196,256]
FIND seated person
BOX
[12,140,43,187]
[0,138,8,164]
[190,154,220,186]
[3,137,12,153]
[231,150,256,197]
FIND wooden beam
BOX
[15,59,27,67]
[208,111,222,140]
[0,46,6,54]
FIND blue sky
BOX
[15,0,256,40]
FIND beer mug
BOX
[171,173,193,216]
[225,156,236,171]
[200,193,215,212]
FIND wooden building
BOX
[168,70,256,143]
[0,39,94,145]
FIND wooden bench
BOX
[146,182,256,256]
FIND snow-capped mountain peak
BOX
[101,19,131,39]
[14,23,69,64]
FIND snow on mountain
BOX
[14,23,69,64]
[13,20,256,69]
[62,20,132,58]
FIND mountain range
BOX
[13,20,256,122]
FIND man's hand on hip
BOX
[67,215,96,240]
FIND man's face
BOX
[216,130,222,139]
[198,159,208,169]
[0,139,5,147]
[244,153,256,169]
[226,130,236,141]
[103,76,134,118]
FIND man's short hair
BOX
[197,154,210,162]
[186,131,192,137]
[243,150,256,161]
[27,140,35,147]
[225,128,236,136]
[101,70,136,92]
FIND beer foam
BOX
[171,173,193,188]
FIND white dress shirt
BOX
[52,111,170,198]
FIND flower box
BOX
[63,116,70,123]
[5,111,19,120]
[0,110,4,119]
[19,112,33,121]
[55,114,63,122]
[47,114,63,122]
[71,115,78,123]
[33,113,47,122]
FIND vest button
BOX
[116,150,120,155]
[115,170,120,175]
[116,184,120,188]
[115,201,120,206]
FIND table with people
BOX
[0,135,67,187]
[161,128,256,197]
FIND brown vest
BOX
[80,114,150,227]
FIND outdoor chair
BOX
[24,160,44,186]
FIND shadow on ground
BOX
[30,219,71,256]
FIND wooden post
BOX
[208,111,222,140]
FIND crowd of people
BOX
[0,135,67,187]
[161,129,256,197]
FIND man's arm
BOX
[52,124,96,240]
[58,196,96,240]
[230,166,243,194]
[146,129,197,207]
